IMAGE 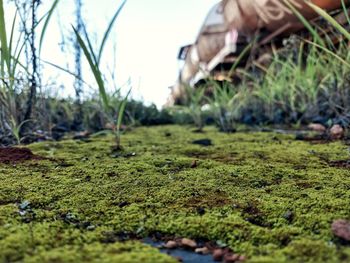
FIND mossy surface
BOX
[0,125,350,262]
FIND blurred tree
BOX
[72,0,84,130]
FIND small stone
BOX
[174,256,183,262]
[164,240,178,249]
[86,225,95,231]
[117,201,129,208]
[283,210,294,222]
[238,255,246,261]
[84,175,91,182]
[191,160,197,168]
[197,207,206,215]
[192,139,212,146]
[332,219,350,241]
[223,253,240,263]
[330,124,344,140]
[195,247,210,254]
[181,238,197,248]
[213,248,225,261]
[73,131,90,140]
[308,123,326,132]
[295,133,305,140]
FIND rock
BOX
[283,210,294,223]
[73,131,90,140]
[174,256,183,262]
[117,201,129,208]
[308,123,326,132]
[223,253,240,263]
[105,122,115,130]
[84,175,91,182]
[195,247,210,254]
[238,255,246,261]
[332,219,350,241]
[330,124,344,140]
[213,248,225,261]
[196,207,206,215]
[295,133,305,140]
[192,139,212,146]
[190,160,197,168]
[164,240,178,249]
[181,238,197,248]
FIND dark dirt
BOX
[192,139,212,146]
[0,147,43,164]
[329,160,350,169]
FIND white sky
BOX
[6,0,220,107]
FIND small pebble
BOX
[174,256,183,262]
[308,123,326,132]
[238,255,246,261]
[164,240,178,249]
[181,238,197,248]
[330,124,344,140]
[195,247,210,255]
[332,219,350,241]
[190,160,197,168]
[213,248,225,261]
[223,253,239,263]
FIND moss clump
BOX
[0,125,349,262]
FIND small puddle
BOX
[143,238,216,263]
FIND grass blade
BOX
[283,0,324,46]
[97,0,127,65]
[341,0,350,25]
[116,88,131,132]
[39,0,60,55]
[303,38,350,68]
[307,1,350,42]
[0,0,10,74]
[73,26,110,110]
[8,11,17,73]
[41,59,92,88]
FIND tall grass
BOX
[172,85,206,131]
[184,2,350,130]
[207,80,247,132]
[0,0,59,143]
[73,0,129,150]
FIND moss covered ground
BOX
[1,125,350,262]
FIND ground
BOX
[0,125,350,262]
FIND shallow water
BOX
[143,238,216,263]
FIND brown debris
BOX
[329,160,350,169]
[0,147,43,164]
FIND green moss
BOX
[0,125,349,262]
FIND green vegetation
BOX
[173,85,206,132]
[1,125,350,262]
[0,2,350,261]
[73,0,129,150]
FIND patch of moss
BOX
[0,125,350,262]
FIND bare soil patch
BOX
[0,147,43,164]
